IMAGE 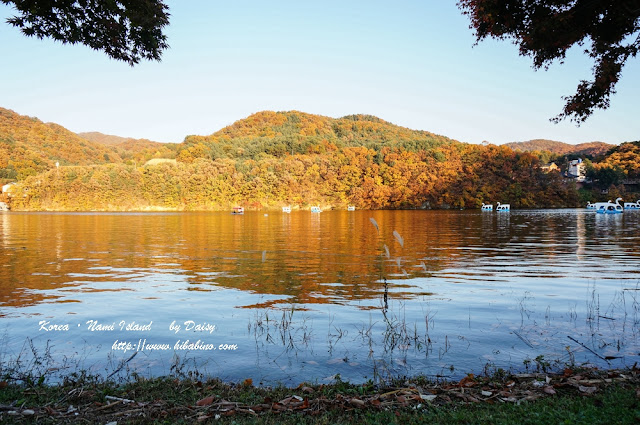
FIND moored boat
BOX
[590,201,611,211]
[481,202,493,211]
[282,206,291,213]
[596,198,623,214]
[310,206,322,213]
[496,202,510,212]
[232,206,244,214]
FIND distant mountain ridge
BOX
[78,131,166,150]
[78,131,176,161]
[504,139,613,157]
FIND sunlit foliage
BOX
[4,110,637,211]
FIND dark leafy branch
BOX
[458,0,640,123]
[2,0,170,65]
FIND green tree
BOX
[458,0,640,123]
[588,166,625,189]
[2,0,170,65]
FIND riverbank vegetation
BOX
[2,109,639,211]
[1,367,638,424]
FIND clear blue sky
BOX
[1,1,638,145]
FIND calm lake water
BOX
[1,210,639,385]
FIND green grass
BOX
[1,369,638,424]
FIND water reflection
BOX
[1,211,640,309]
[0,210,639,384]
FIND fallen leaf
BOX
[543,386,556,395]
[458,374,476,387]
[350,398,365,407]
[243,378,253,387]
[421,394,437,401]
[196,395,215,406]
[579,386,597,394]
[301,386,314,394]
[44,406,58,416]
[279,397,293,405]
[481,391,492,397]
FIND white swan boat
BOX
[623,199,640,210]
[596,198,623,214]
[496,202,510,212]
[589,201,611,211]
[347,205,356,211]
[282,206,291,213]
[310,206,322,213]
[481,202,493,211]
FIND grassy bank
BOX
[1,368,638,424]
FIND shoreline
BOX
[1,366,638,424]
[0,206,610,212]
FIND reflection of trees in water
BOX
[2,211,639,311]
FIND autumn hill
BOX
[1,108,639,211]
[503,139,613,157]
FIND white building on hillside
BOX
[567,159,586,182]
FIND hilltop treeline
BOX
[4,111,640,211]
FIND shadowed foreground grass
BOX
[1,368,638,424]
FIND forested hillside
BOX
[3,109,638,211]
[176,112,455,163]
[0,107,123,180]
